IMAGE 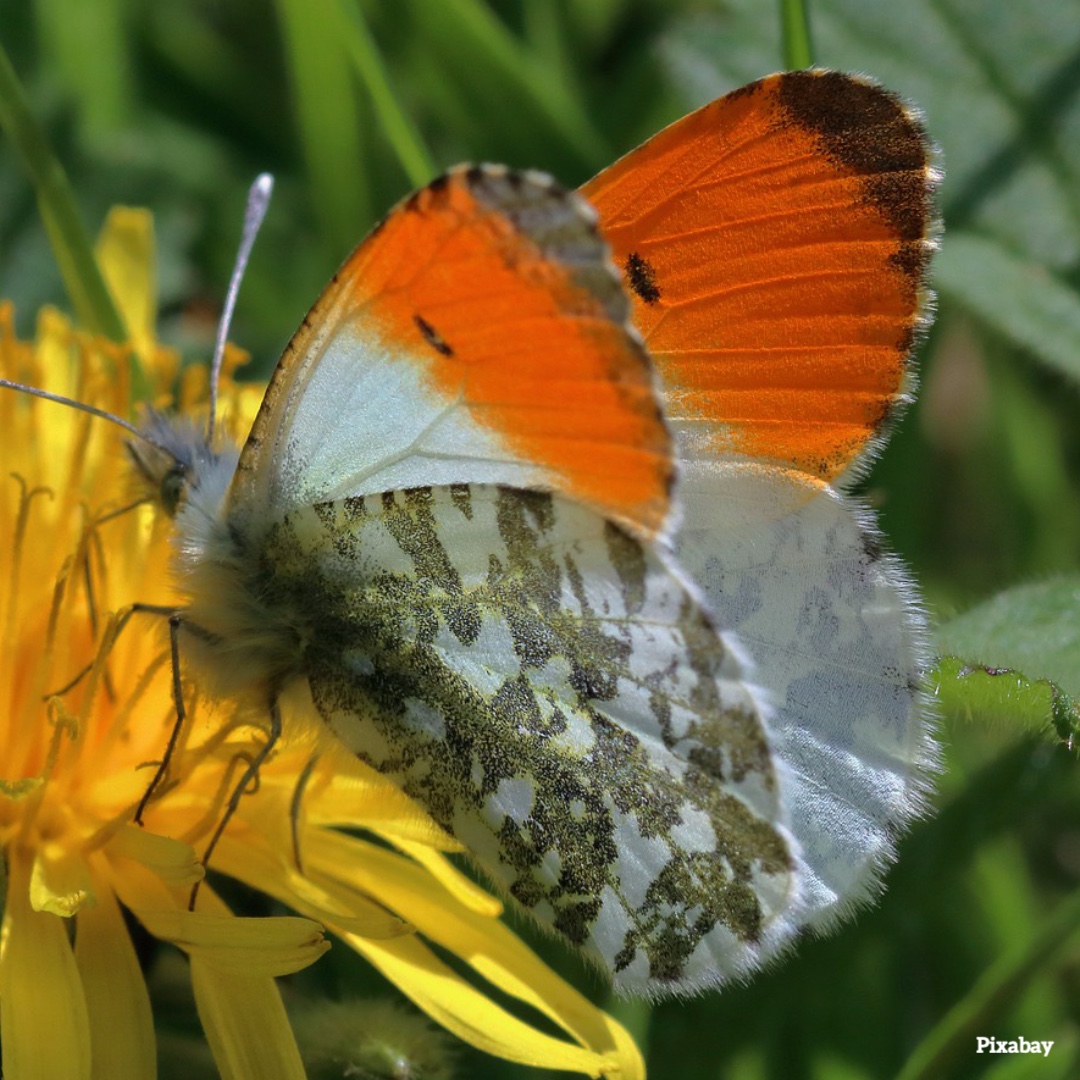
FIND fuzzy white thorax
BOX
[134,415,306,704]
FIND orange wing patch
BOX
[264,166,672,540]
[582,69,937,482]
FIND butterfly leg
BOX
[134,608,190,824]
[289,753,319,873]
[47,513,165,696]
[48,597,124,699]
[72,531,120,702]
[188,694,283,910]
[46,489,160,698]
[47,597,184,827]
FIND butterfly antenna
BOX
[207,173,274,446]
[0,379,145,440]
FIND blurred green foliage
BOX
[3,1,1080,1077]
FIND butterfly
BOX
[80,69,942,996]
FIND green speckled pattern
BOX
[261,483,793,992]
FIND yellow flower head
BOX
[0,210,643,1080]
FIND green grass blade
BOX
[895,885,1080,1080]
[779,0,814,69]
[36,0,132,136]
[523,0,578,99]
[275,0,370,252]
[412,0,609,169]
[340,2,436,188]
[0,37,125,342]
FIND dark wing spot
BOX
[777,71,931,241]
[449,484,474,520]
[414,314,454,357]
[404,173,451,214]
[726,78,766,104]
[625,252,661,304]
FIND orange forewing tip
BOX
[253,166,673,540]
[582,69,938,483]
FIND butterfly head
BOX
[126,409,227,518]
[125,406,241,533]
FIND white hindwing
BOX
[677,461,936,927]
[261,482,802,993]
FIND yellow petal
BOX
[307,830,642,1076]
[0,851,92,1080]
[30,845,96,916]
[345,930,623,1077]
[35,306,76,379]
[31,308,93,473]
[107,855,328,976]
[191,960,306,1080]
[75,859,156,1080]
[181,910,329,977]
[105,822,203,888]
[390,838,503,917]
[215,832,411,940]
[305,769,463,852]
[94,207,156,356]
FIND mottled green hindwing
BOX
[264,484,796,992]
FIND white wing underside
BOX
[263,483,807,993]
[675,458,936,929]
[239,316,553,521]
[226,303,934,961]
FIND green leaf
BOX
[936,234,1080,383]
[931,580,1080,746]
[932,657,1080,749]
[936,579,1080,698]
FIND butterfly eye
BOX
[160,465,188,516]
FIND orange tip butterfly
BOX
[3,70,939,996]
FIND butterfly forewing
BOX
[581,70,937,485]
[231,166,674,544]
[261,483,796,992]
